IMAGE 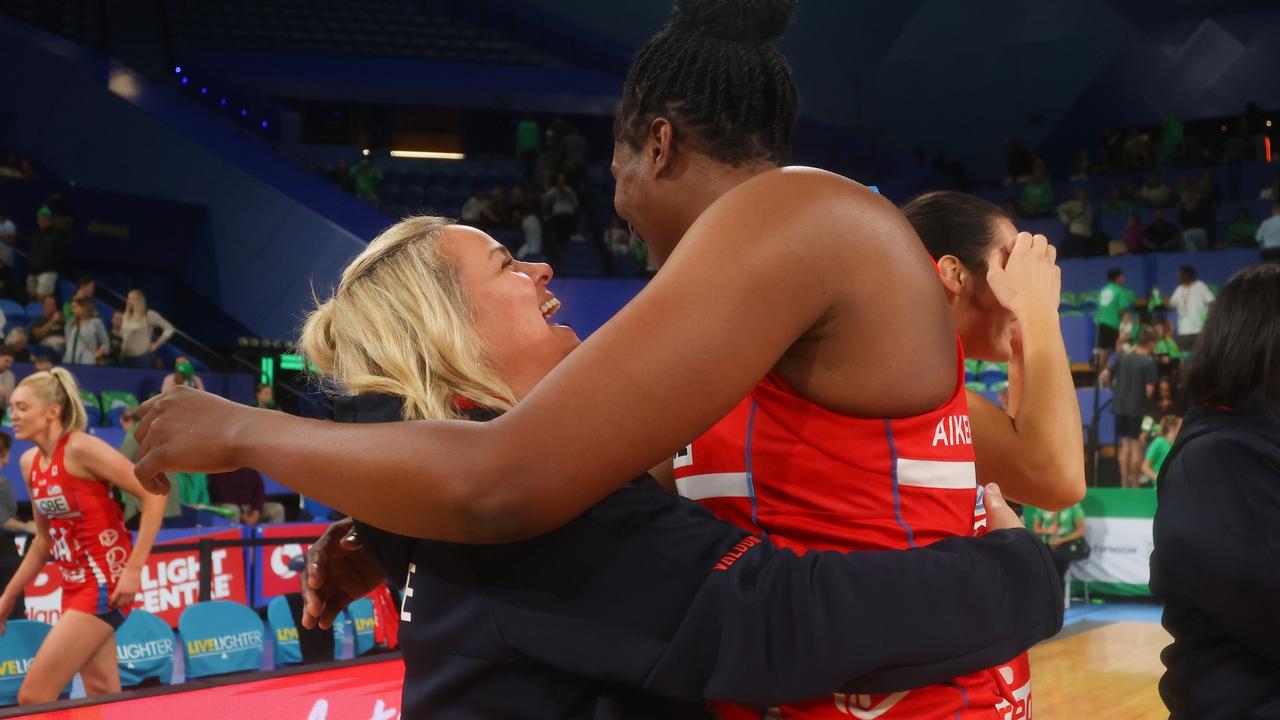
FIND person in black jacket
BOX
[26,207,69,302]
[290,216,1062,719]
[1150,263,1280,719]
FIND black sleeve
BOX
[1155,434,1280,665]
[473,480,1062,706]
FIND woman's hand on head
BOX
[985,232,1062,320]
[133,386,248,492]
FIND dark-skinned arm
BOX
[135,172,944,542]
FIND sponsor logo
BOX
[673,444,693,470]
[276,626,300,643]
[106,546,129,581]
[994,674,1033,720]
[51,467,58,477]
[99,529,120,547]
[34,495,72,516]
[270,544,306,580]
[185,630,263,658]
[0,658,34,677]
[307,698,397,720]
[931,415,973,447]
[49,484,61,495]
[713,536,762,571]
[116,638,175,664]
[833,692,909,719]
[354,617,376,634]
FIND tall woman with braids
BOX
[138,2,1053,717]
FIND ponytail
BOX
[19,368,89,433]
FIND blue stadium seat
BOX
[0,300,24,321]
[1061,315,1096,363]
[977,362,1008,386]
[0,620,71,705]
[346,597,379,656]
[24,302,43,319]
[178,600,265,679]
[266,595,302,667]
[1077,387,1115,446]
[115,610,175,688]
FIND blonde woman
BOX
[118,290,175,369]
[269,217,1056,718]
[0,369,164,705]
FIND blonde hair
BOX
[18,367,89,433]
[5,327,26,346]
[298,216,515,421]
[125,289,148,323]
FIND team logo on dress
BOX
[49,485,62,495]
[99,529,120,547]
[833,692,909,719]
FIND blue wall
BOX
[0,18,378,340]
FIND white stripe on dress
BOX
[896,458,977,490]
[675,472,751,501]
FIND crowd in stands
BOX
[992,103,1280,261]
[1094,262,1218,490]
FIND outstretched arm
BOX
[136,173,937,542]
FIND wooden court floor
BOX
[1029,621,1171,720]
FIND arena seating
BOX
[116,610,177,689]
[0,620,72,705]
[177,601,265,681]
[167,0,550,65]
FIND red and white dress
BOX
[28,434,133,619]
[675,344,1032,719]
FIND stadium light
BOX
[361,148,371,156]
[174,66,182,74]
[389,150,466,160]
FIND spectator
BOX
[515,206,543,260]
[118,289,175,368]
[1169,265,1215,352]
[1140,208,1181,253]
[603,217,631,257]
[0,346,14,411]
[1068,150,1091,181]
[208,467,285,525]
[255,383,277,410]
[1019,163,1054,217]
[117,408,181,526]
[348,158,382,204]
[1103,328,1158,488]
[1177,189,1213,252]
[1138,174,1172,208]
[0,209,15,268]
[543,173,579,253]
[1032,500,1087,608]
[0,432,34,620]
[29,296,66,353]
[516,115,541,184]
[483,185,510,229]
[32,355,53,373]
[1225,209,1259,249]
[1121,129,1152,173]
[1122,212,1144,254]
[1005,138,1033,184]
[1153,319,1184,377]
[1150,264,1280,716]
[1158,113,1184,166]
[1095,268,1135,364]
[4,329,31,364]
[1116,309,1138,353]
[27,206,68,301]
[1101,187,1133,214]
[1056,187,1094,258]
[161,356,205,393]
[62,276,95,323]
[1153,379,1181,417]
[1141,415,1181,487]
[1258,201,1280,263]
[332,160,354,193]
[63,296,110,365]
[460,187,488,227]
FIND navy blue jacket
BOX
[1151,395,1280,719]
[337,395,1062,719]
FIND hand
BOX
[134,386,247,493]
[0,593,14,635]
[985,232,1062,319]
[300,518,384,630]
[149,342,161,353]
[110,566,141,609]
[984,484,1023,532]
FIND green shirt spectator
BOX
[516,118,540,155]
[1225,211,1259,248]
[1142,415,1181,486]
[1095,280,1135,330]
[1020,180,1055,217]
[1145,436,1172,478]
[118,413,181,522]
[1154,336,1183,360]
[1034,505,1085,542]
[349,159,383,203]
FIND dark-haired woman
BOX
[137,3,1050,716]
[1151,263,1280,718]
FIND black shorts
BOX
[1115,414,1144,440]
[1096,324,1119,351]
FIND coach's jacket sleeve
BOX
[478,479,1062,707]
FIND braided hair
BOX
[616,0,799,167]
